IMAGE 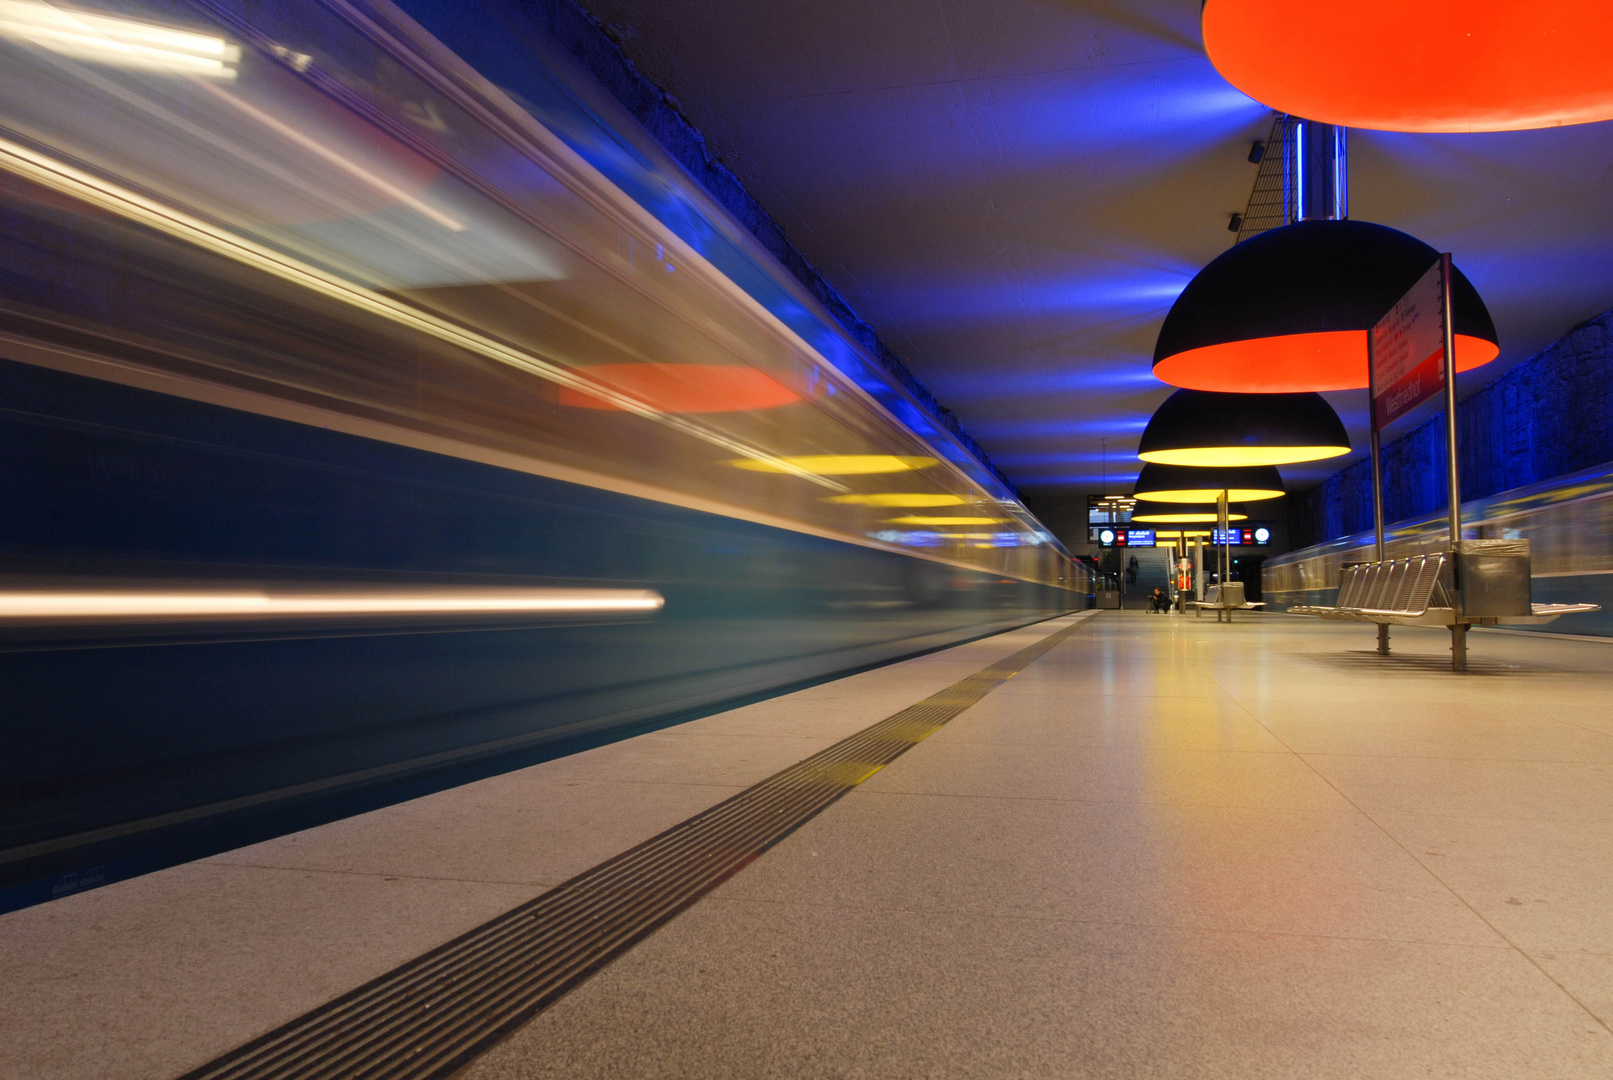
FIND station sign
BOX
[1096,528,1156,547]
[1371,260,1447,429]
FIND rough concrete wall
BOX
[1291,308,1613,547]
[517,0,1015,493]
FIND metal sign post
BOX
[1369,254,1466,671]
[1366,315,1389,656]
[1193,535,1203,602]
[1439,253,1466,672]
[1217,489,1230,599]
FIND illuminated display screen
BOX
[1212,528,1273,546]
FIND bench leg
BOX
[1451,623,1467,672]
[1376,623,1390,655]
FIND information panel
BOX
[1371,259,1447,429]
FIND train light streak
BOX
[885,515,1006,526]
[0,585,665,622]
[726,455,937,476]
[195,81,466,232]
[0,1,240,78]
[0,135,842,491]
[824,493,968,507]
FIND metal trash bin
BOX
[1454,539,1531,618]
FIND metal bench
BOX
[1291,544,1598,628]
[1187,581,1266,623]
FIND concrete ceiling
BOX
[573,0,1613,494]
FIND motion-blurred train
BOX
[1265,463,1613,638]
[0,0,1088,909]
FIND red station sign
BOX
[1370,260,1447,430]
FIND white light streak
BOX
[0,1,239,78]
[194,81,466,232]
[0,136,845,491]
[0,586,665,622]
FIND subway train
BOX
[0,0,1088,910]
[1264,462,1613,638]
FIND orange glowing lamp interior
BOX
[1203,1,1613,133]
[557,363,800,413]
[1154,330,1499,394]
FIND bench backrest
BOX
[1337,553,1445,615]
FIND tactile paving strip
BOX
[179,614,1094,1080]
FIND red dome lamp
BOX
[1203,1,1613,133]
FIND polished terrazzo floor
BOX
[6,611,1613,1079]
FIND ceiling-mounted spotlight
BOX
[1132,462,1285,504]
[1202,1,1613,133]
[1137,389,1350,467]
[1130,503,1250,524]
[1153,220,1498,393]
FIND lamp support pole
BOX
[1291,120,1348,223]
[1366,308,1389,655]
[1194,536,1203,602]
[1218,489,1230,610]
[1440,252,1467,672]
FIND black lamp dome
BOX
[1153,220,1499,393]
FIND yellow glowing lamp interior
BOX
[824,493,967,507]
[726,454,937,475]
[1138,446,1348,467]
[887,515,1005,526]
[1130,510,1248,524]
[1134,487,1284,504]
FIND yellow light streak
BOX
[726,455,936,476]
[0,136,844,491]
[824,493,967,507]
[0,585,664,621]
[886,515,1006,525]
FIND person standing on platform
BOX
[1127,555,1138,585]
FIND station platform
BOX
[5,611,1613,1079]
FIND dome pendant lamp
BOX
[1154,220,1499,393]
[1202,1,1613,133]
[1154,121,1499,394]
[1137,389,1350,467]
[1132,462,1285,504]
